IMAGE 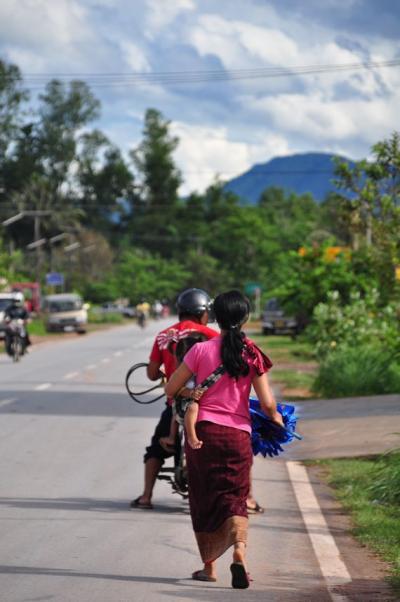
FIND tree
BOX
[77,130,136,239]
[334,132,400,300]
[130,109,182,256]
[0,60,28,162]
[37,79,100,188]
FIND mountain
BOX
[224,152,352,204]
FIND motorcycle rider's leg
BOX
[4,332,12,355]
[138,457,163,505]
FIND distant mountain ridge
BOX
[224,152,353,204]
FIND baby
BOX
[159,334,206,451]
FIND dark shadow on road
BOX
[0,564,180,585]
[0,389,162,417]
[0,496,190,515]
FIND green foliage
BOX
[313,345,400,397]
[322,455,400,590]
[309,289,400,359]
[0,238,27,285]
[368,451,400,506]
[275,242,372,324]
[28,318,48,336]
[114,249,189,303]
[88,310,124,324]
[333,132,400,302]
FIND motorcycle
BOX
[5,318,27,362]
[125,362,188,498]
[136,311,147,329]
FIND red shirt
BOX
[149,319,219,380]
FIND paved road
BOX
[0,322,398,601]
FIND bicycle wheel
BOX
[125,362,165,404]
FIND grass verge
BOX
[316,453,400,592]
[248,332,318,398]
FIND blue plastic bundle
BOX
[249,397,302,458]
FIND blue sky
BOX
[1,0,399,194]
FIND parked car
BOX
[0,293,20,339]
[261,298,299,336]
[43,293,88,333]
[99,302,136,319]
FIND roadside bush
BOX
[308,289,400,360]
[368,451,400,506]
[313,345,400,397]
[88,310,123,324]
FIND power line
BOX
[6,58,399,89]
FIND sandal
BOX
[246,501,264,514]
[130,496,153,510]
[192,570,217,582]
[230,562,250,589]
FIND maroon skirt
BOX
[185,421,252,563]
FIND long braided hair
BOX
[213,290,250,379]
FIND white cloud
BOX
[188,14,298,68]
[120,40,151,72]
[0,0,98,71]
[250,89,400,148]
[171,121,290,195]
[145,0,195,37]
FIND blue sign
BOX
[46,272,64,286]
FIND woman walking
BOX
[165,290,283,588]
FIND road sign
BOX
[244,282,262,295]
[46,272,64,286]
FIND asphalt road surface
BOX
[0,321,398,601]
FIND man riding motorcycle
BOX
[131,288,218,510]
[4,292,31,356]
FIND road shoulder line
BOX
[286,460,351,602]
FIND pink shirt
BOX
[184,335,270,434]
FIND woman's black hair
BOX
[175,333,207,364]
[213,290,250,379]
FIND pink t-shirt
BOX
[183,335,271,434]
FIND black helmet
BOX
[176,288,212,317]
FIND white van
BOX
[43,293,88,333]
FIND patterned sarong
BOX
[186,421,252,563]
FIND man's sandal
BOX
[130,496,153,510]
[246,501,264,514]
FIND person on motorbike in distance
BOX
[136,298,150,327]
[131,288,218,510]
[4,292,31,355]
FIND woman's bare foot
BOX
[233,542,247,568]
[188,436,203,449]
[204,561,217,580]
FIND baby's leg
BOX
[159,415,178,451]
[184,402,203,449]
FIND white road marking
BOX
[86,364,97,371]
[101,358,110,364]
[63,371,79,380]
[287,461,351,602]
[0,398,17,408]
[113,351,122,357]
[35,383,51,391]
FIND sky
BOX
[1,0,399,195]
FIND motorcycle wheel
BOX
[12,336,22,362]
